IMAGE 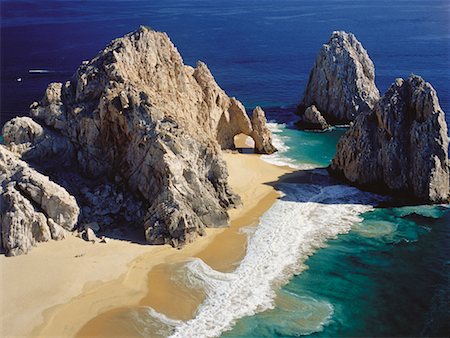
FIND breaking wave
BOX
[167,182,382,337]
[135,122,384,338]
[260,122,316,169]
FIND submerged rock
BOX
[329,75,449,203]
[1,26,276,254]
[297,31,380,127]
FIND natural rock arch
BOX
[233,133,256,151]
[218,105,277,154]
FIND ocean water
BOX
[1,0,449,126]
[1,1,449,337]
[221,126,450,337]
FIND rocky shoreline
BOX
[296,31,449,203]
[0,26,276,256]
[329,75,449,203]
[1,27,449,257]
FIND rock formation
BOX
[0,147,79,256]
[329,75,449,203]
[250,106,277,154]
[297,31,380,127]
[0,26,276,255]
[2,116,74,166]
[296,105,330,131]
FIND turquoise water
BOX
[224,126,450,337]
[276,125,347,167]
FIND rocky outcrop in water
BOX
[0,147,79,256]
[329,75,449,203]
[0,26,276,255]
[297,31,380,127]
[296,105,330,131]
[250,106,277,154]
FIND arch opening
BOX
[233,133,255,153]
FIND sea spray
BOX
[130,123,386,337]
[168,182,383,337]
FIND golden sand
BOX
[0,147,291,337]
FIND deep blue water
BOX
[1,1,449,337]
[1,0,449,126]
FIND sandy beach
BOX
[0,144,291,337]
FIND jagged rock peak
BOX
[1,27,276,254]
[30,26,275,152]
[329,75,449,203]
[297,31,380,127]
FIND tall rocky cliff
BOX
[297,31,380,128]
[0,26,276,255]
[329,75,449,203]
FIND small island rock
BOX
[296,105,330,131]
[329,75,449,203]
[297,31,380,127]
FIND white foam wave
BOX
[266,121,285,133]
[261,122,316,170]
[144,307,182,327]
[127,307,183,338]
[169,183,382,337]
[28,69,53,74]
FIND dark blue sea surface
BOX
[1,1,449,337]
[1,0,449,126]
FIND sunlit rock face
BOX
[1,26,276,254]
[330,75,449,203]
[297,31,380,127]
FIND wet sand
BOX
[0,145,291,337]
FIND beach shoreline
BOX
[0,149,291,337]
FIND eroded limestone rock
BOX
[297,31,380,126]
[1,26,276,253]
[2,116,74,166]
[0,146,80,255]
[251,106,277,154]
[329,75,449,203]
